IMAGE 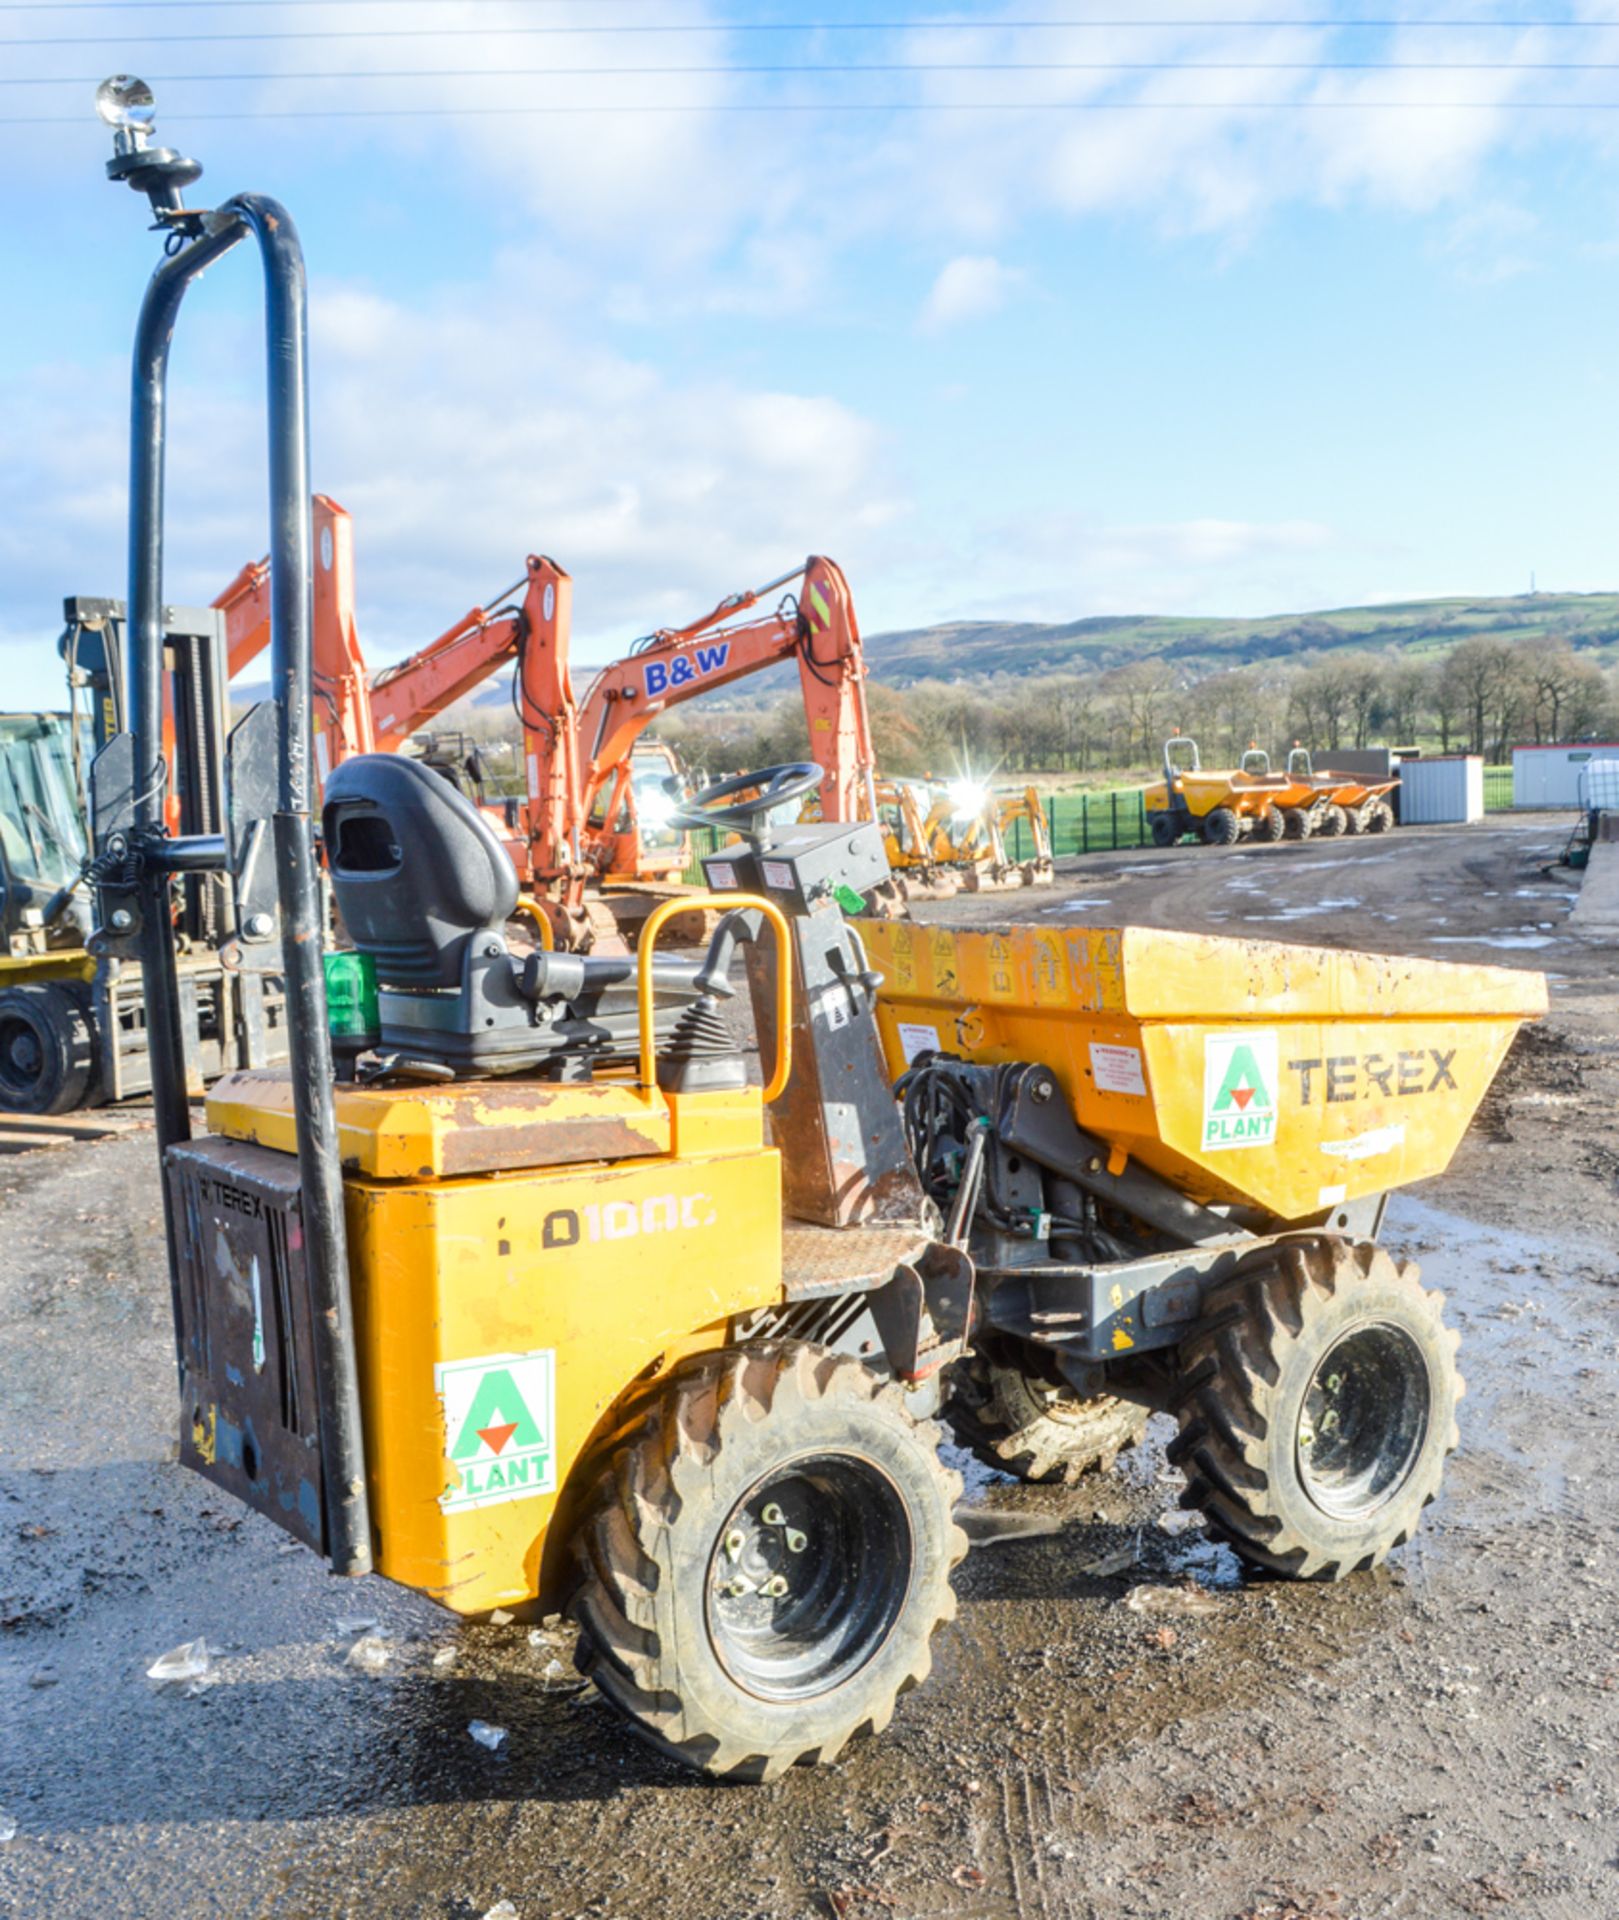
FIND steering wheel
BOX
[669,762,823,838]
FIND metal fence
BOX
[1482,766,1513,811]
[1005,788,1153,859]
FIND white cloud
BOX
[0,261,909,707]
[918,255,1023,333]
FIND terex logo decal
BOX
[1288,1049,1458,1104]
[1202,1031,1279,1152]
[436,1350,557,1513]
[644,641,730,699]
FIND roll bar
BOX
[104,95,370,1574]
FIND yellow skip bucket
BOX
[863,920,1546,1224]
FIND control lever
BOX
[517,946,722,1005]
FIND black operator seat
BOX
[323,753,517,991]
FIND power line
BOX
[23,99,1619,121]
[14,60,1619,85]
[11,19,1619,47]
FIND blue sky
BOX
[5,2,1619,706]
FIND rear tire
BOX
[1168,1239,1460,1580]
[1342,805,1364,835]
[1148,813,1179,848]
[1281,808,1312,840]
[1202,807,1241,846]
[945,1350,1148,1485]
[1316,803,1349,838]
[0,984,94,1115]
[569,1344,966,1781]
[1363,799,1395,834]
[1257,807,1287,843]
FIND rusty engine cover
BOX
[166,1136,328,1553]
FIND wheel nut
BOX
[761,1575,789,1598]
[725,1575,754,1598]
[785,1527,807,1554]
[761,1502,786,1527]
[723,1528,746,1560]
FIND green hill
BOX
[862,590,1619,684]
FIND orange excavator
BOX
[214,497,880,949]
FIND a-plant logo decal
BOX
[1202,1031,1280,1152]
[436,1350,557,1512]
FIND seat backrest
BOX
[323,754,519,990]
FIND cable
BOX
[19,59,1619,84]
[13,18,1619,44]
[24,99,1619,120]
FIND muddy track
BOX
[1,818,1616,1919]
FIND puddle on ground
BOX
[1431,932,1556,950]
[1242,896,1363,921]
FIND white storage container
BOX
[1512,745,1619,809]
[1400,755,1483,825]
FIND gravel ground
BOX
[1,816,1615,1920]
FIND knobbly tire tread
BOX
[944,1351,1148,1485]
[1282,808,1312,840]
[1167,1238,1462,1580]
[1257,807,1288,843]
[1363,799,1395,834]
[1202,806,1241,846]
[568,1341,967,1781]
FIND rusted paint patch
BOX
[439,1113,664,1175]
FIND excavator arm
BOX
[571,556,877,843]
[214,498,572,817]
[213,496,375,781]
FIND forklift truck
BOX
[0,597,286,1112]
[96,80,1543,1782]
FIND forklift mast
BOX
[62,595,231,943]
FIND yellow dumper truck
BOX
[94,82,1545,1784]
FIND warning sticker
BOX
[436,1350,557,1513]
[706,860,737,889]
[895,1021,941,1065]
[1089,1042,1147,1098]
[1202,1031,1280,1153]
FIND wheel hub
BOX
[705,1454,911,1703]
[0,1019,42,1089]
[1296,1321,1432,1520]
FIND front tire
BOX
[1282,807,1312,840]
[0,984,94,1115]
[1316,803,1349,838]
[945,1349,1147,1485]
[1257,806,1288,843]
[1168,1240,1460,1580]
[1363,799,1395,833]
[570,1344,966,1781]
[1202,806,1241,846]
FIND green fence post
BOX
[1110,791,1119,848]
[1136,791,1146,847]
